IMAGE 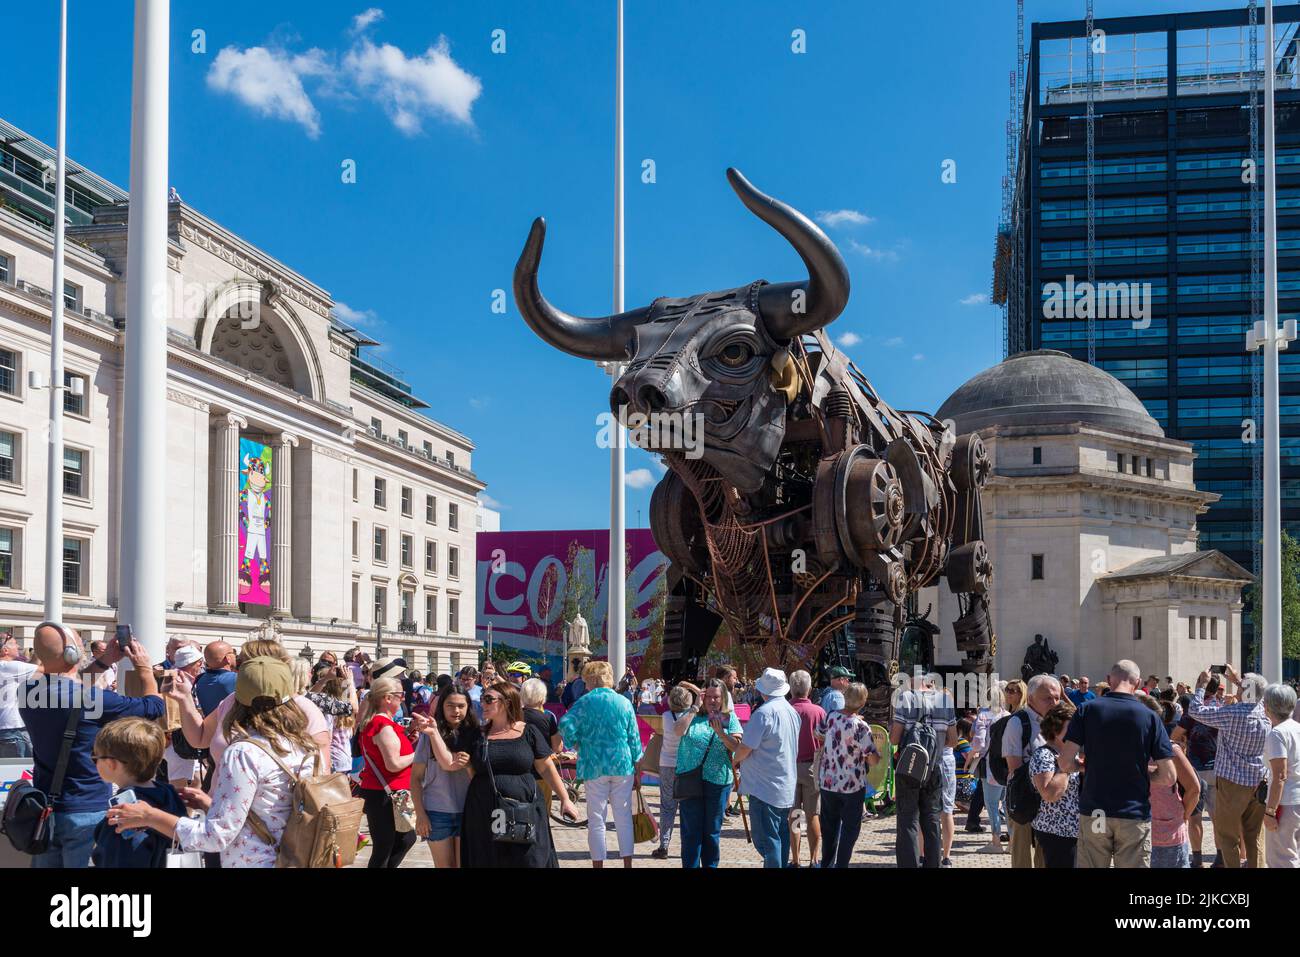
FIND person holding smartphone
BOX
[18,623,164,868]
[672,678,742,868]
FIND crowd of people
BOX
[2,622,1298,870]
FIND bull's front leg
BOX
[659,567,721,684]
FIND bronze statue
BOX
[1021,634,1059,683]
[514,169,994,720]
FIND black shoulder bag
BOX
[483,734,539,846]
[1,702,82,854]
[673,731,719,802]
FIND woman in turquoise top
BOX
[560,660,644,867]
[671,678,743,868]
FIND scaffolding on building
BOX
[994,1,1026,358]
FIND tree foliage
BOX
[1248,530,1300,662]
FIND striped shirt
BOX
[1187,688,1269,787]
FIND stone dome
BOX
[936,350,1163,438]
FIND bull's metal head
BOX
[514,169,849,492]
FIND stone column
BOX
[210,411,246,613]
[271,432,298,618]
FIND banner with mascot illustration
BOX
[238,437,273,607]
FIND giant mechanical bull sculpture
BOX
[515,169,994,720]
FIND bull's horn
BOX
[726,168,850,340]
[512,217,649,361]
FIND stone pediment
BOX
[1098,550,1254,585]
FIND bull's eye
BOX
[717,342,754,368]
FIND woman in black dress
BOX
[461,681,578,868]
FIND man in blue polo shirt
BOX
[19,623,165,868]
[1067,675,1097,708]
[193,640,238,715]
[1057,659,1175,868]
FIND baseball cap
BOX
[172,645,202,670]
[235,656,294,706]
[828,666,853,680]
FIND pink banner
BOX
[475,529,668,673]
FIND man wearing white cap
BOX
[163,644,205,791]
[733,667,801,868]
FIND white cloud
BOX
[344,36,482,133]
[884,336,903,347]
[625,468,656,490]
[912,353,925,361]
[207,46,328,138]
[351,8,385,34]
[847,240,900,263]
[478,493,504,510]
[333,301,379,328]
[836,332,863,347]
[815,209,874,228]
[208,20,483,137]
[959,293,989,306]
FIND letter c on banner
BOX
[489,561,526,614]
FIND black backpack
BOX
[982,711,1032,787]
[895,696,942,788]
[1,705,80,855]
[1007,744,1049,825]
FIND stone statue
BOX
[564,613,591,683]
[1021,633,1059,682]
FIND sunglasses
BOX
[481,694,502,704]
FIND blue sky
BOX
[5,0,1251,530]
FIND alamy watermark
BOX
[597,408,705,460]
[1042,274,1152,328]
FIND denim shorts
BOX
[940,752,957,814]
[1151,841,1190,869]
[422,810,462,842]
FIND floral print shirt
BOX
[173,736,317,868]
[559,687,643,779]
[1028,744,1080,838]
[818,711,879,794]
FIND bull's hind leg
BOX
[659,568,721,684]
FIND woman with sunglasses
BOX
[357,675,426,868]
[461,681,577,867]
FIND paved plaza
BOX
[355,782,1223,869]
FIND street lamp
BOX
[299,643,314,661]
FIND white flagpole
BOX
[607,0,627,681]
[1250,0,1297,682]
[1263,0,1283,682]
[120,0,170,665]
[43,0,69,623]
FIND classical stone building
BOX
[922,350,1252,684]
[0,117,482,673]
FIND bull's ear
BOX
[513,217,650,360]
[727,169,849,339]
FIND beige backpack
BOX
[237,737,366,868]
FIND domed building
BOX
[924,350,1252,685]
